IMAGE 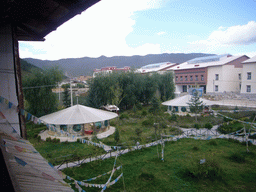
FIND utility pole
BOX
[70,79,73,106]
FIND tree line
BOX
[86,72,175,110]
[22,67,175,117]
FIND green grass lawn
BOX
[63,138,256,192]
[26,122,105,165]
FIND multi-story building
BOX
[168,54,249,94]
[241,55,256,95]
[93,66,130,78]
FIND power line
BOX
[23,84,58,90]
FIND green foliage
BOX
[22,66,63,117]
[187,91,204,121]
[114,128,120,144]
[62,87,70,108]
[194,123,200,129]
[119,113,129,120]
[46,137,52,142]
[204,122,213,129]
[142,119,154,127]
[86,72,174,109]
[141,110,148,116]
[168,113,177,122]
[217,121,244,134]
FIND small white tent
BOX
[40,104,118,125]
[162,95,217,114]
[40,104,118,136]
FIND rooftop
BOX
[242,55,256,64]
[170,55,246,71]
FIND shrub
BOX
[205,123,213,129]
[136,103,143,110]
[142,119,153,126]
[36,135,41,142]
[141,110,147,116]
[229,152,245,163]
[114,128,120,144]
[119,113,129,120]
[168,114,177,122]
[46,137,52,142]
[194,123,200,129]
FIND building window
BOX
[247,85,251,93]
[215,85,218,92]
[185,76,188,81]
[201,75,204,81]
[247,72,251,80]
[195,75,198,81]
[238,73,241,80]
[176,76,178,81]
[180,76,183,81]
[215,74,219,80]
[190,76,193,81]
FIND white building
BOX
[93,66,130,78]
[169,54,249,94]
[241,55,256,95]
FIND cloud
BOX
[205,21,256,46]
[157,31,166,35]
[19,0,164,60]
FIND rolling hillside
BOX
[24,53,215,77]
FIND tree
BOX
[114,128,120,144]
[187,91,204,122]
[22,66,63,117]
[62,87,70,108]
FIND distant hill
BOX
[23,53,215,77]
[20,59,42,77]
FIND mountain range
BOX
[23,53,215,77]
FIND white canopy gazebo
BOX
[40,104,118,137]
[162,95,217,115]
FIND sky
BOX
[19,0,256,60]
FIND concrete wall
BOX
[0,24,20,135]
[207,65,242,93]
[241,63,256,94]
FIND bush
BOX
[229,152,245,163]
[168,114,177,122]
[142,119,153,126]
[141,110,147,116]
[205,123,213,129]
[136,103,143,110]
[36,135,41,142]
[194,123,200,129]
[46,137,52,142]
[119,113,129,120]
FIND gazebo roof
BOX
[40,104,118,125]
[162,95,217,107]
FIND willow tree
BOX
[22,66,63,117]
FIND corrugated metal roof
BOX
[171,55,244,71]
[242,55,256,64]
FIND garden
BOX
[63,138,256,192]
